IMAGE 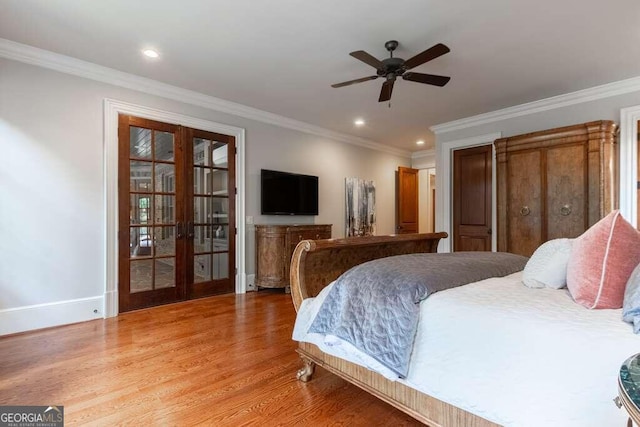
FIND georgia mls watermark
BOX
[0,406,63,427]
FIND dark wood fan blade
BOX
[350,50,384,69]
[331,75,379,88]
[403,72,451,87]
[403,43,450,70]
[378,80,394,102]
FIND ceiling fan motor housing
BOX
[381,57,405,76]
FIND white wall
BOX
[433,90,640,251]
[418,168,435,233]
[0,57,410,334]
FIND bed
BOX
[289,233,639,427]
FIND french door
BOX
[118,115,236,312]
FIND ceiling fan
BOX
[331,40,451,102]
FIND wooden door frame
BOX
[104,99,246,318]
[620,105,640,228]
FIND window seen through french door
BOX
[118,114,236,312]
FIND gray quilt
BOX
[308,252,528,377]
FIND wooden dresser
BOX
[255,224,332,289]
[495,120,617,257]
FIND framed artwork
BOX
[345,177,376,237]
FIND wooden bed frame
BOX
[289,233,499,427]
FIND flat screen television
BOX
[261,169,319,215]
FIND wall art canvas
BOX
[345,177,376,237]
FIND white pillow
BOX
[623,263,640,333]
[522,238,573,289]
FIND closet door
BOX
[453,145,492,251]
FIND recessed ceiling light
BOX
[142,49,159,58]
[354,118,365,126]
[416,140,425,145]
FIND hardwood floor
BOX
[0,291,422,426]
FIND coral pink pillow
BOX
[567,210,640,309]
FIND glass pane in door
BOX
[155,258,175,289]
[130,127,152,159]
[211,141,228,167]
[194,254,210,283]
[212,253,229,279]
[130,259,153,293]
[154,131,174,161]
[210,170,228,195]
[130,161,152,191]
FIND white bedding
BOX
[293,271,640,427]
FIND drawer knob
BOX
[613,396,622,409]
[560,204,572,216]
[520,206,531,217]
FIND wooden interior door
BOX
[185,128,236,298]
[453,145,492,251]
[118,115,235,312]
[397,167,419,234]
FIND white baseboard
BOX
[0,296,104,336]
[246,274,256,291]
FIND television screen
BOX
[261,169,319,215]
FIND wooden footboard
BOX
[289,232,500,427]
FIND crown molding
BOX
[411,148,435,159]
[430,76,640,134]
[0,38,411,158]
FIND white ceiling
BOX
[2,0,640,151]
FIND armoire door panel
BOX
[546,144,586,240]
[496,120,617,257]
[507,150,542,256]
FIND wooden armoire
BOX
[495,120,618,257]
